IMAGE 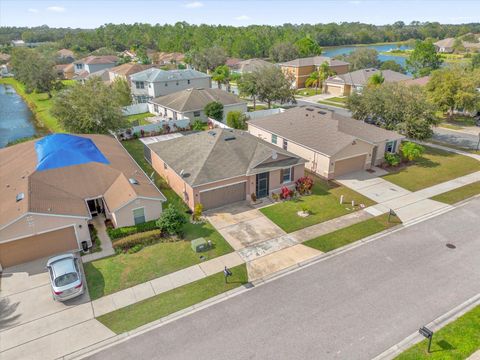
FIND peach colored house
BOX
[248,106,404,179]
[280,56,350,89]
[0,134,165,268]
[145,129,306,210]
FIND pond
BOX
[0,83,42,148]
[322,43,411,67]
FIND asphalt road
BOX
[433,127,480,150]
[89,199,480,360]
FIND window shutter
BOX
[280,169,283,183]
[291,166,295,181]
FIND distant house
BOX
[105,63,155,86]
[148,87,247,123]
[434,38,455,53]
[230,58,274,74]
[11,40,26,47]
[225,57,243,69]
[324,68,411,96]
[145,129,306,210]
[0,134,166,268]
[280,56,350,89]
[147,51,185,66]
[248,106,404,179]
[73,55,119,76]
[120,50,138,61]
[130,68,211,103]
[402,75,430,87]
[56,49,75,62]
[54,63,75,80]
[0,53,11,64]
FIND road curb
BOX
[372,293,480,360]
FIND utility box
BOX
[191,237,208,253]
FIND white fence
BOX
[118,119,191,139]
[246,108,285,120]
[208,117,232,129]
[122,103,148,116]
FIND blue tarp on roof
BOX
[35,134,110,171]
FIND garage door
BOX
[0,226,78,268]
[333,155,367,177]
[326,84,343,96]
[200,182,246,210]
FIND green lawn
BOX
[317,99,347,108]
[326,96,347,104]
[125,112,153,125]
[437,113,477,128]
[295,88,320,97]
[431,181,480,205]
[97,264,248,334]
[260,175,376,233]
[383,146,480,192]
[395,305,480,360]
[304,214,401,252]
[84,220,233,300]
[0,78,72,132]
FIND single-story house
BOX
[230,58,274,74]
[73,55,119,75]
[54,63,75,80]
[147,51,186,66]
[130,68,211,103]
[248,106,404,179]
[324,68,412,96]
[0,53,11,64]
[0,134,165,268]
[280,56,350,89]
[148,87,247,123]
[434,38,455,53]
[145,129,306,210]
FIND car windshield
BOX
[54,272,79,287]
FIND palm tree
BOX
[318,61,335,93]
[212,65,231,90]
[305,71,321,94]
[368,72,385,86]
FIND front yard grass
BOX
[84,221,233,300]
[260,175,376,233]
[97,264,248,334]
[317,99,347,108]
[431,181,480,205]
[295,88,320,97]
[304,213,401,252]
[125,112,153,125]
[383,146,480,192]
[394,305,480,360]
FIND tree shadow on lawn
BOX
[84,262,106,300]
[0,297,21,330]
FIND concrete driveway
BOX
[206,201,286,250]
[0,257,114,360]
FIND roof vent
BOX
[305,107,314,111]
[208,130,216,136]
[129,178,139,185]
[180,169,185,177]
[318,110,327,115]
[224,135,236,141]
[16,192,25,202]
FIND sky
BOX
[0,0,479,28]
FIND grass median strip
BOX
[430,181,480,205]
[97,264,248,334]
[303,214,401,252]
[394,305,480,360]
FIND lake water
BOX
[322,43,411,67]
[0,83,39,148]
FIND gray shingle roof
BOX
[130,68,210,83]
[280,56,349,68]
[248,106,404,156]
[149,88,246,113]
[326,68,411,86]
[147,129,305,187]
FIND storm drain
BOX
[243,282,255,289]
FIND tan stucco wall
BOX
[330,64,349,75]
[0,213,90,247]
[112,198,163,227]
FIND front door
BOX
[256,172,269,198]
[371,146,378,167]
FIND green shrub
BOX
[191,118,205,131]
[401,141,425,161]
[385,152,401,167]
[156,204,187,236]
[107,219,158,240]
[112,229,164,251]
[128,244,143,254]
[226,111,248,129]
[193,203,203,221]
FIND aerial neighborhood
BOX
[1,2,480,360]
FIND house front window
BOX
[135,81,144,89]
[283,139,288,150]
[282,167,293,183]
[132,207,146,225]
[385,140,397,153]
[187,79,191,84]
[272,134,277,144]
[193,111,201,117]
[75,64,83,70]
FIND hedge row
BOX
[107,220,158,240]
[112,229,165,251]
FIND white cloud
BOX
[46,6,66,13]
[183,1,204,8]
[28,8,39,13]
[234,15,251,21]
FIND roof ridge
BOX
[191,129,224,185]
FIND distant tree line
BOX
[2,22,480,59]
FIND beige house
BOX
[148,88,247,123]
[324,68,412,96]
[280,56,350,89]
[0,134,165,268]
[108,63,155,84]
[248,106,404,179]
[230,58,274,74]
[145,129,306,210]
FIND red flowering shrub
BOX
[295,176,314,195]
[280,186,293,200]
